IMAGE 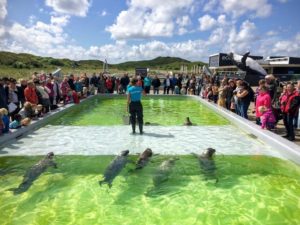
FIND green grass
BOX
[0,51,206,79]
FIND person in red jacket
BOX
[105,76,114,93]
[24,80,38,105]
[280,83,300,141]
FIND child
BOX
[21,117,31,126]
[258,106,276,130]
[9,114,22,129]
[0,108,10,133]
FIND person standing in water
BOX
[127,78,145,134]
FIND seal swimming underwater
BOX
[153,158,179,186]
[192,148,218,183]
[135,148,153,170]
[99,150,130,188]
[10,152,57,195]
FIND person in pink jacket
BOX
[255,86,271,125]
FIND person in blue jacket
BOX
[127,78,145,134]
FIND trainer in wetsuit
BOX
[127,78,145,134]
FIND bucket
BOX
[122,115,130,125]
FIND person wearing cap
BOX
[127,78,145,134]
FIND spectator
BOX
[105,76,114,93]
[9,114,22,129]
[259,106,276,130]
[68,74,76,91]
[120,73,130,94]
[163,75,172,94]
[60,76,71,104]
[236,81,251,119]
[280,83,300,141]
[7,78,21,121]
[18,79,27,108]
[24,80,38,105]
[0,111,4,135]
[0,108,9,133]
[144,75,152,94]
[151,75,161,94]
[46,78,54,110]
[0,78,7,109]
[255,86,271,125]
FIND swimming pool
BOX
[0,95,299,225]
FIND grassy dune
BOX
[0,51,206,79]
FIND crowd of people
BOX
[0,71,299,141]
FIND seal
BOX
[192,148,218,183]
[135,148,153,170]
[10,152,57,195]
[153,158,179,186]
[183,117,193,126]
[99,150,130,188]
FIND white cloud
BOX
[176,15,191,27]
[266,30,278,36]
[227,20,257,53]
[199,14,217,31]
[0,15,70,55]
[45,0,91,17]
[203,0,218,12]
[50,15,70,26]
[28,15,37,25]
[0,0,7,22]
[101,10,107,17]
[203,0,272,18]
[217,14,227,24]
[207,28,225,45]
[257,33,300,57]
[220,0,272,18]
[176,15,191,35]
[272,34,300,55]
[0,25,5,37]
[106,0,194,39]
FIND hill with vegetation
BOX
[0,51,207,79]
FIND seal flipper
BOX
[241,51,250,66]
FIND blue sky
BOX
[0,0,299,63]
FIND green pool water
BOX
[50,96,229,126]
[0,155,299,225]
